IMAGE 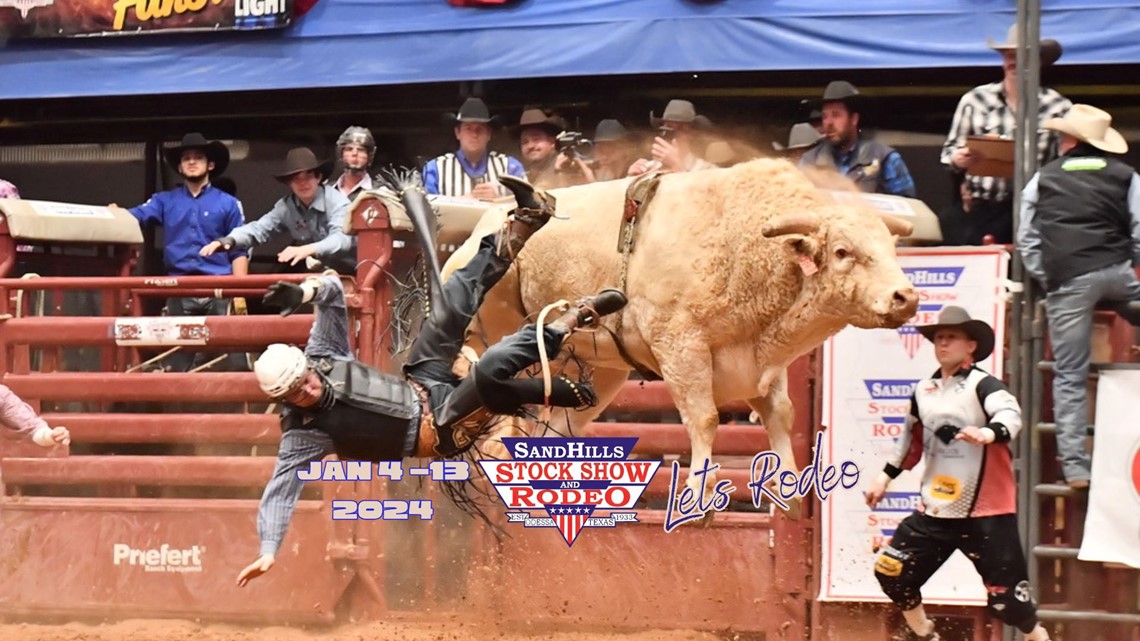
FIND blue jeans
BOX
[1045,261,1140,482]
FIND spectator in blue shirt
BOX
[129,133,247,277]
[127,132,248,371]
[422,98,525,199]
[799,81,917,198]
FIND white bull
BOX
[441,158,919,516]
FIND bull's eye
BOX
[835,247,851,260]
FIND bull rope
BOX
[533,298,570,423]
[603,173,664,381]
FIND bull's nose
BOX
[893,287,919,313]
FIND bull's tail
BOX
[378,166,449,320]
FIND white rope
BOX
[534,298,569,424]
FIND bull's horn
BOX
[499,175,556,212]
[761,212,821,238]
[879,213,914,238]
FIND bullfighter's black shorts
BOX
[874,512,1039,633]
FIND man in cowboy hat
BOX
[798,81,916,198]
[866,306,1052,641]
[126,132,248,371]
[235,173,627,587]
[591,119,635,182]
[773,122,824,163]
[512,107,567,189]
[201,147,355,274]
[941,24,1071,245]
[422,97,525,199]
[1017,104,1140,489]
[628,99,715,176]
[332,126,378,202]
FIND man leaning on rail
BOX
[236,170,627,586]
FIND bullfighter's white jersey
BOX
[886,366,1023,519]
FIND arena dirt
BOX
[0,620,726,641]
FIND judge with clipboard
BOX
[940,25,1071,245]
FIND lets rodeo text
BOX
[664,431,861,532]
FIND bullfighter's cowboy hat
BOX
[273,147,334,184]
[512,108,567,138]
[163,132,230,176]
[650,99,704,127]
[772,122,824,152]
[594,119,630,142]
[443,97,504,128]
[917,306,996,362]
[988,24,1063,66]
[1042,104,1128,154]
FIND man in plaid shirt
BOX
[941,25,1071,245]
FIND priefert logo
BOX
[112,543,204,573]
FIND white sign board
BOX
[1078,369,1140,569]
[113,316,210,346]
[819,247,1009,604]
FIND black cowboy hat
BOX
[273,147,334,183]
[512,108,567,138]
[443,97,503,128]
[917,306,996,362]
[163,133,229,176]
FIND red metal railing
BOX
[0,193,819,637]
[0,198,398,624]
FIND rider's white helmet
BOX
[254,343,309,398]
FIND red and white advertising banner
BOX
[819,247,1010,603]
[1078,369,1140,569]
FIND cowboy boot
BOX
[547,289,628,333]
[426,373,499,457]
[545,375,599,410]
[496,175,557,258]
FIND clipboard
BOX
[965,135,1015,179]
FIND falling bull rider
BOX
[237,171,626,586]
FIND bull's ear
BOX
[878,213,913,238]
[785,236,822,276]
[761,212,821,238]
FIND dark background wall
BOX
[2,64,1138,267]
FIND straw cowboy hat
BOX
[273,147,334,183]
[987,24,1063,66]
[772,122,824,152]
[443,97,503,128]
[1043,104,1129,154]
[512,108,567,138]
[917,306,996,362]
[163,132,229,176]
